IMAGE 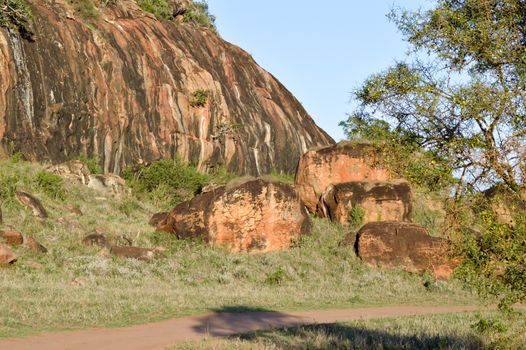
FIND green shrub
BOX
[348,205,365,230]
[67,0,100,19]
[77,154,103,174]
[135,0,174,20]
[190,89,209,107]
[10,151,23,164]
[265,267,287,286]
[0,173,19,204]
[0,0,32,37]
[264,168,295,185]
[117,199,141,217]
[126,159,210,208]
[33,171,66,201]
[183,1,216,31]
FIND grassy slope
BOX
[0,159,476,338]
[175,311,526,350]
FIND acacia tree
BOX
[342,0,526,321]
[342,0,526,196]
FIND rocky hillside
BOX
[0,0,333,175]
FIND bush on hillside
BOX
[183,1,216,31]
[0,0,33,38]
[123,159,210,208]
[33,171,66,201]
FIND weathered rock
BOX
[295,142,392,213]
[16,191,48,219]
[0,244,17,264]
[0,1,333,175]
[48,161,130,198]
[352,221,455,279]
[149,212,168,228]
[110,246,156,262]
[158,179,311,253]
[318,181,413,225]
[24,236,47,253]
[82,233,108,248]
[0,230,24,246]
[46,160,91,185]
[87,174,130,198]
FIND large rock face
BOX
[155,179,311,253]
[295,142,392,213]
[353,221,455,279]
[318,181,413,225]
[0,1,333,175]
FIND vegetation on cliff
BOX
[0,0,32,37]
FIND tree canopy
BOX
[341,0,526,196]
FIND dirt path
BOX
[0,305,486,350]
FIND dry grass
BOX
[0,159,477,338]
[174,311,526,350]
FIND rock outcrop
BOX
[352,221,455,279]
[0,1,333,176]
[318,181,413,225]
[47,160,130,197]
[155,179,310,253]
[295,142,391,213]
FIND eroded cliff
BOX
[0,0,333,174]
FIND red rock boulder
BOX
[318,181,413,225]
[0,230,24,246]
[295,142,392,213]
[155,179,311,253]
[0,244,17,264]
[352,221,456,279]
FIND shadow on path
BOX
[192,306,306,337]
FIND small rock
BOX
[24,236,48,253]
[16,191,48,219]
[57,217,82,230]
[0,230,24,246]
[66,205,83,216]
[149,212,168,228]
[110,246,156,262]
[0,244,17,264]
[69,277,86,287]
[96,247,111,258]
[82,233,108,248]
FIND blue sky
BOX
[207,1,425,141]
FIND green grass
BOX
[174,311,526,349]
[0,159,477,338]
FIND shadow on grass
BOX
[193,306,483,349]
[237,323,484,350]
